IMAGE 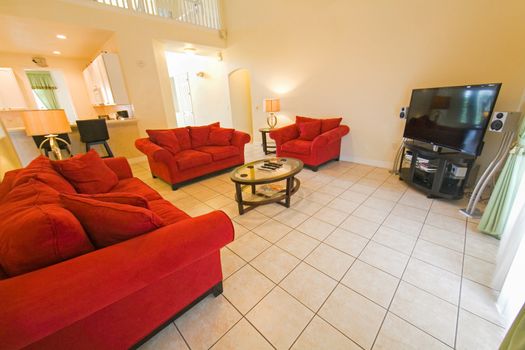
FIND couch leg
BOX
[152,173,157,179]
[311,166,319,172]
[212,281,223,297]
[171,184,179,191]
[334,157,340,161]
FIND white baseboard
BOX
[127,155,147,164]
[339,155,392,169]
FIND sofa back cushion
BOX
[298,120,322,141]
[208,127,234,146]
[172,127,192,150]
[12,156,76,194]
[146,129,181,155]
[52,150,119,194]
[61,193,165,248]
[189,125,212,148]
[68,192,149,209]
[0,180,94,277]
[296,116,343,133]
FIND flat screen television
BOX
[403,83,501,155]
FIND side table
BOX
[259,127,276,155]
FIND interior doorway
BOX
[171,73,195,126]
[228,68,253,138]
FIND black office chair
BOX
[32,133,72,159]
[76,119,114,158]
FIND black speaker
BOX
[399,106,409,119]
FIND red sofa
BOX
[0,155,234,349]
[135,123,251,189]
[270,116,350,171]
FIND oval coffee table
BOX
[230,157,303,215]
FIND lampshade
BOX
[22,109,71,136]
[263,98,281,113]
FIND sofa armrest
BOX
[269,124,299,146]
[312,125,350,148]
[0,210,234,350]
[231,130,251,148]
[103,157,133,180]
[135,138,174,164]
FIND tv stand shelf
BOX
[398,142,476,199]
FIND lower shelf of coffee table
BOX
[235,178,300,206]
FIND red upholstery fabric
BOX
[52,150,118,194]
[135,138,174,164]
[0,169,20,202]
[61,193,164,248]
[146,129,181,155]
[13,156,76,193]
[188,126,211,148]
[296,116,343,133]
[270,123,350,167]
[208,127,234,146]
[173,149,213,170]
[66,192,149,208]
[110,178,162,201]
[298,120,322,141]
[102,157,133,180]
[172,127,192,150]
[281,139,312,155]
[0,210,234,349]
[148,199,190,224]
[197,146,240,161]
[0,180,93,277]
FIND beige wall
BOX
[0,120,21,179]
[0,51,96,121]
[223,0,525,166]
[229,68,253,137]
[0,0,226,133]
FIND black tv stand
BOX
[398,141,476,199]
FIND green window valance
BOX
[26,71,57,90]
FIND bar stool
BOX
[76,119,114,158]
[32,133,72,159]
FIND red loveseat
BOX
[270,116,350,171]
[135,123,251,189]
[0,155,234,350]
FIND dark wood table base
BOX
[234,177,300,215]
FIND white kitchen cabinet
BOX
[83,53,129,106]
[0,68,27,110]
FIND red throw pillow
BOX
[65,192,149,208]
[321,117,343,133]
[13,156,76,194]
[172,127,192,150]
[146,129,181,155]
[208,127,234,146]
[52,150,119,194]
[189,125,212,148]
[61,193,164,248]
[209,122,221,128]
[298,120,322,141]
[296,116,317,124]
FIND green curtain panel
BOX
[26,71,60,109]
[479,116,525,238]
[500,303,525,350]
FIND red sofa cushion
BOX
[281,139,312,155]
[65,192,149,209]
[296,116,343,133]
[173,150,213,170]
[298,120,322,141]
[110,178,162,201]
[148,199,190,224]
[172,127,192,150]
[0,180,94,277]
[52,150,119,194]
[208,127,234,146]
[61,193,164,248]
[12,156,76,194]
[146,129,181,155]
[189,125,211,148]
[196,146,240,161]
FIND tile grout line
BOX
[453,218,469,349]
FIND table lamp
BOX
[22,109,72,160]
[263,98,280,128]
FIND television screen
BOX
[403,83,501,155]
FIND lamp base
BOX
[39,134,71,160]
[266,113,278,129]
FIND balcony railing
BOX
[94,0,222,30]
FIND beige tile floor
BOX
[134,144,506,350]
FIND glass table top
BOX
[230,158,303,184]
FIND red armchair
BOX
[270,117,350,171]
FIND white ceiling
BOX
[0,15,114,59]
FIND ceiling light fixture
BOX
[56,34,67,40]
[52,50,61,55]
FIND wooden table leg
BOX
[235,183,244,214]
[261,131,268,154]
[285,177,292,207]
[251,184,256,194]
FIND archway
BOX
[228,68,253,139]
